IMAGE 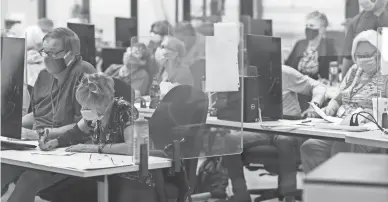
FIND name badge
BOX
[336,106,346,118]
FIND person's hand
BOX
[39,139,59,151]
[322,107,336,117]
[65,144,98,153]
[302,106,319,118]
[21,128,39,140]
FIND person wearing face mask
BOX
[286,11,338,112]
[286,11,338,81]
[148,20,173,54]
[0,27,96,200]
[341,0,388,75]
[7,73,142,202]
[154,36,194,94]
[105,43,151,97]
[301,30,388,174]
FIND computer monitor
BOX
[115,17,137,47]
[246,34,282,120]
[100,47,126,72]
[1,37,26,139]
[67,23,96,67]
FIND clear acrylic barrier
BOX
[130,25,244,159]
[376,27,388,131]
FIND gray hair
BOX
[42,27,81,55]
[306,11,329,28]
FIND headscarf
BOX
[351,30,381,63]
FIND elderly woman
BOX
[286,11,338,80]
[300,30,388,174]
[105,43,151,97]
[7,73,160,202]
[154,36,194,90]
[286,11,338,111]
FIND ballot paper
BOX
[309,102,343,124]
[380,27,388,75]
[205,36,239,92]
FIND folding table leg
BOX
[97,175,109,202]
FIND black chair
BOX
[243,146,302,202]
[149,85,209,201]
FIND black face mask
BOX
[305,28,320,40]
[44,57,68,76]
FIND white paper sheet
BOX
[309,102,343,124]
[205,36,239,92]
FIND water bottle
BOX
[149,81,160,109]
[133,116,150,164]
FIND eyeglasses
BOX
[39,49,66,58]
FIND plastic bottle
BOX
[133,115,149,164]
[149,81,160,109]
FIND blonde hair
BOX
[306,11,329,28]
[76,73,115,110]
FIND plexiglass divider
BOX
[377,27,388,137]
[129,22,244,161]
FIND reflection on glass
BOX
[131,35,243,159]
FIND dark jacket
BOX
[285,38,338,80]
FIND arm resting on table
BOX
[56,120,90,147]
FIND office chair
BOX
[243,145,302,202]
[149,85,209,202]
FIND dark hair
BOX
[5,20,21,30]
[43,27,81,55]
[150,20,172,36]
[174,21,196,36]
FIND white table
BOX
[137,107,350,141]
[1,140,171,202]
[304,153,388,202]
[345,130,388,149]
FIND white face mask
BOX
[81,110,104,121]
[359,0,375,11]
[150,32,162,43]
[356,55,378,74]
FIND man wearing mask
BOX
[1,27,96,198]
[341,0,388,75]
[149,20,173,53]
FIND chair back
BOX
[190,59,206,90]
[149,85,208,159]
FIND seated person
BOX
[301,30,388,174]
[148,20,173,54]
[173,21,206,68]
[285,11,337,112]
[7,73,160,202]
[105,43,151,97]
[341,0,388,75]
[173,21,206,89]
[154,36,194,89]
[285,11,337,81]
[222,65,327,202]
[1,27,96,197]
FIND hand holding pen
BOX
[38,128,59,151]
